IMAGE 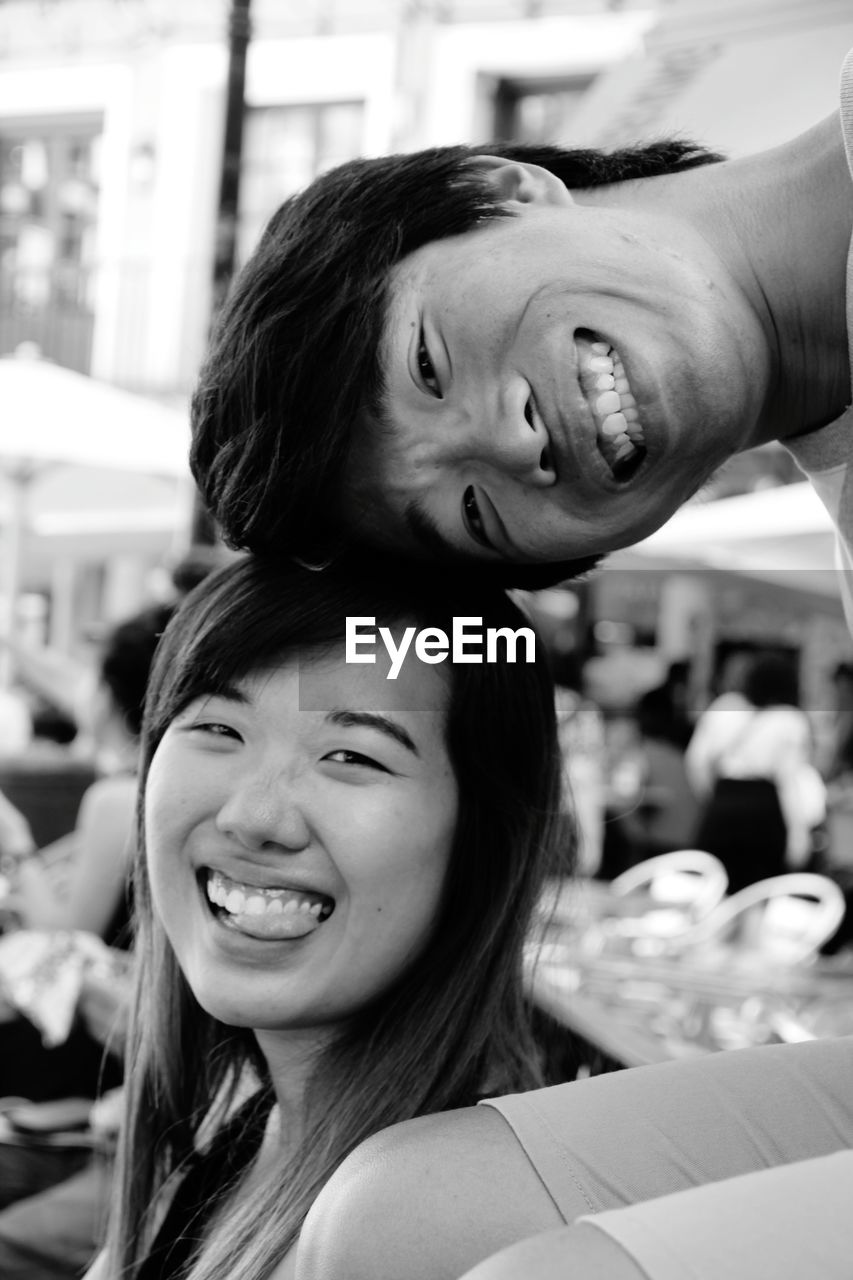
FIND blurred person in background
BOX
[0,790,34,870]
[686,654,826,893]
[0,550,221,765]
[636,661,694,751]
[0,603,174,1280]
[597,711,645,881]
[816,662,853,953]
[0,1023,125,1280]
[0,687,36,873]
[0,550,222,1280]
[823,660,853,782]
[553,653,604,877]
[0,686,33,757]
[705,649,754,716]
[620,680,699,863]
[0,604,173,1150]
[5,602,174,953]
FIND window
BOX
[492,74,594,143]
[238,100,364,264]
[0,116,101,371]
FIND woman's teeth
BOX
[205,869,333,940]
[579,338,646,478]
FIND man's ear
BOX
[470,154,574,207]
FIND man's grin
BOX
[575,329,647,481]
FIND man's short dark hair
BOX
[190,139,722,589]
[744,653,800,710]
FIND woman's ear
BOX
[470,155,574,207]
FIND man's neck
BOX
[579,109,852,445]
[721,112,849,441]
[661,112,851,442]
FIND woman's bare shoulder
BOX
[295,1106,563,1280]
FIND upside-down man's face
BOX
[344,161,768,567]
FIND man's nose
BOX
[214,771,311,853]
[480,380,557,486]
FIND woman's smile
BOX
[203,867,334,940]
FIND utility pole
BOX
[190,0,252,547]
[391,0,444,153]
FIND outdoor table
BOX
[530,934,853,1069]
[530,878,853,1069]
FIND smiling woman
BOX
[145,647,457,1038]
[94,553,566,1280]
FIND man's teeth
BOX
[580,339,645,471]
[206,870,331,921]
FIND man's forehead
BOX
[382,235,473,321]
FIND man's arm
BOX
[13,775,134,936]
[295,1106,565,1280]
[461,1151,853,1280]
[458,1222,646,1280]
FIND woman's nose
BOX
[214,773,311,852]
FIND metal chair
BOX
[610,850,729,921]
[671,873,847,966]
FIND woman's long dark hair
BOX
[106,553,568,1280]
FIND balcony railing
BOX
[0,260,211,394]
[0,264,94,375]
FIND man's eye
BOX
[417,333,442,398]
[462,486,492,550]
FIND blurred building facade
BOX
[3,0,848,395]
[0,0,655,393]
[0,0,851,669]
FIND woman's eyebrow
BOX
[177,683,249,712]
[325,710,419,756]
[201,684,250,705]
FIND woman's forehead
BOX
[295,637,453,721]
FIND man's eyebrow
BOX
[406,496,510,565]
[366,371,394,436]
[365,330,396,435]
[326,710,419,757]
[405,497,466,563]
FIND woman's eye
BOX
[324,749,388,773]
[462,486,492,550]
[191,722,241,741]
[417,333,441,398]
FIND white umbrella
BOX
[610,482,839,599]
[0,354,192,678]
[0,355,190,476]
